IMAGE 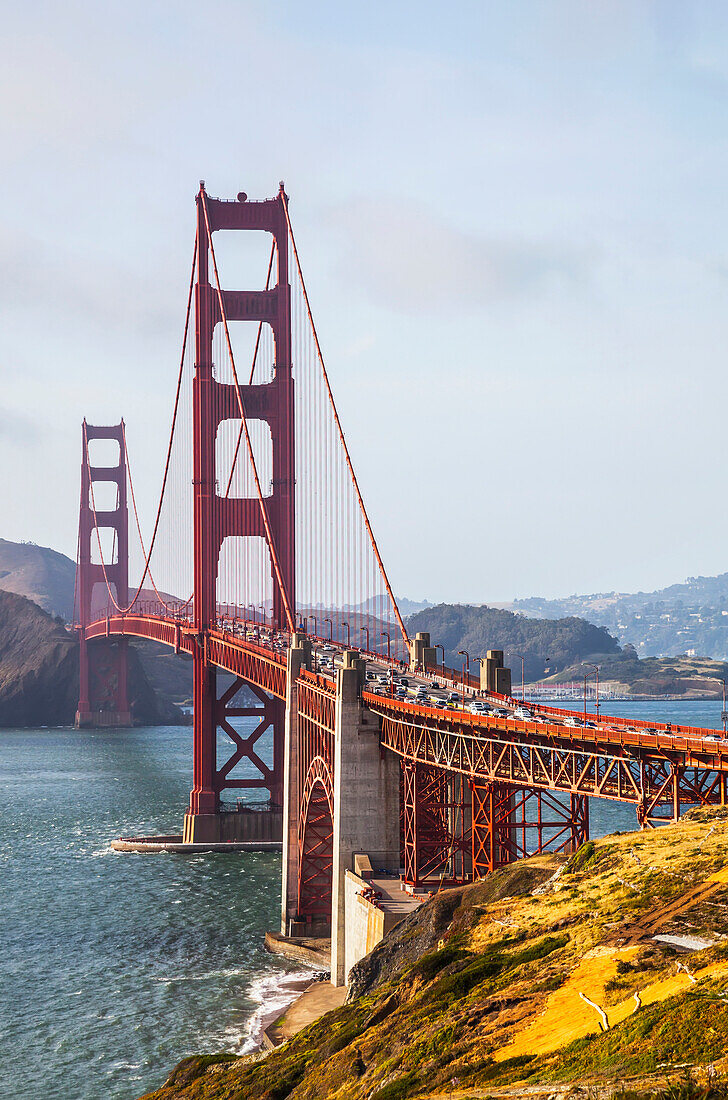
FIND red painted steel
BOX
[190,184,295,816]
[74,188,728,904]
[370,695,728,825]
[76,422,130,725]
[296,677,335,925]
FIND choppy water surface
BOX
[0,724,307,1100]
[1,701,724,1099]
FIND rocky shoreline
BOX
[137,807,728,1099]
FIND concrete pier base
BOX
[75,709,133,729]
[183,812,220,843]
[330,653,400,987]
[281,635,311,936]
[182,808,282,844]
[111,833,281,853]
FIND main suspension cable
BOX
[82,239,197,617]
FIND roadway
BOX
[86,611,728,764]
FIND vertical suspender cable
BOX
[280,196,410,650]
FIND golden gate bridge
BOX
[73,183,728,983]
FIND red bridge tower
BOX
[184,183,295,843]
[75,421,131,728]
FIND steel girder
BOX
[375,706,728,819]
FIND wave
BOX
[240,969,321,1054]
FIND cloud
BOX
[0,223,181,339]
[327,198,592,315]
[0,405,41,443]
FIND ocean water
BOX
[1,701,724,1099]
[0,723,311,1100]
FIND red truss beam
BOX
[215,678,277,796]
[297,773,334,923]
[402,763,470,887]
[372,698,728,821]
[471,785,588,876]
[402,764,589,887]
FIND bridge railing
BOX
[85,607,728,747]
[363,690,728,761]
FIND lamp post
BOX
[258,603,266,627]
[473,656,485,694]
[342,621,350,647]
[324,617,333,640]
[583,662,600,720]
[360,626,369,653]
[434,644,445,679]
[511,652,526,701]
[380,630,391,661]
[718,677,727,735]
[458,649,470,706]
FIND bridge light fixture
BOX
[457,650,470,705]
[509,652,526,702]
[582,662,601,719]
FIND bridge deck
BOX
[82,613,728,813]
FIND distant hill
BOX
[0,536,181,625]
[0,589,182,727]
[406,603,620,681]
[0,538,76,621]
[396,596,434,616]
[541,646,728,698]
[344,595,433,617]
[513,573,728,660]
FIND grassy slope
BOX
[139,809,728,1100]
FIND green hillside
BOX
[138,809,728,1100]
[407,603,620,681]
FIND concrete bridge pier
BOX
[280,643,401,987]
[280,633,311,936]
[330,652,400,987]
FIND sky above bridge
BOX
[2,1,728,605]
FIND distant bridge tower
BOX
[75,421,131,728]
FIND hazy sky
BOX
[3,0,728,604]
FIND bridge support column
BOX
[281,633,311,935]
[75,420,132,729]
[330,652,400,987]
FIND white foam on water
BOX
[154,965,259,984]
[239,970,317,1054]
